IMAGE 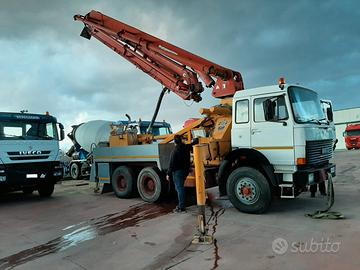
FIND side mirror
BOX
[342,131,346,137]
[326,107,333,122]
[263,99,275,121]
[58,123,65,141]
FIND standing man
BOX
[166,135,191,213]
[310,169,328,197]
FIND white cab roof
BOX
[233,84,302,99]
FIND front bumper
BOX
[293,163,336,188]
[0,161,63,191]
[347,141,360,148]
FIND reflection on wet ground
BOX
[0,203,174,270]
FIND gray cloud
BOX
[0,0,359,149]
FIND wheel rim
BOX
[141,176,156,196]
[235,177,260,205]
[116,175,127,191]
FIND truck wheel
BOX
[111,166,135,198]
[137,167,165,203]
[80,162,90,179]
[38,183,55,197]
[70,163,81,180]
[227,167,271,214]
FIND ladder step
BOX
[279,184,295,198]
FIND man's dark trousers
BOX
[173,170,186,209]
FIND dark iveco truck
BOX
[0,111,65,197]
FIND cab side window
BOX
[235,99,249,123]
[254,95,288,122]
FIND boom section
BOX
[74,10,244,102]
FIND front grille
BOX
[9,156,50,161]
[3,162,57,174]
[306,139,333,165]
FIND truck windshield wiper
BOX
[307,118,321,124]
[299,118,327,125]
[309,118,329,125]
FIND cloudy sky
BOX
[0,0,359,149]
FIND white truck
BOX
[0,111,65,197]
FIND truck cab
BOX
[344,124,360,150]
[0,112,64,196]
[227,83,336,213]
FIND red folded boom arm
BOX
[74,10,244,102]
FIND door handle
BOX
[251,129,261,135]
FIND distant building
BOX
[334,107,360,150]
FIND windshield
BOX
[151,126,172,136]
[288,86,326,124]
[0,121,59,140]
[346,130,360,137]
[139,125,172,136]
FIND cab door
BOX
[250,94,294,166]
[232,99,251,148]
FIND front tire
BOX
[111,166,136,198]
[227,167,271,214]
[38,183,55,197]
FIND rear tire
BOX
[111,166,136,198]
[38,183,54,197]
[227,167,271,214]
[80,162,90,179]
[70,162,81,180]
[137,167,166,203]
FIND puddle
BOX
[158,196,225,270]
[62,221,86,231]
[207,194,225,270]
[209,209,225,270]
[0,203,174,270]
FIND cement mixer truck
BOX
[66,120,172,180]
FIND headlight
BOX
[0,176,6,182]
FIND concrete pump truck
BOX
[74,11,336,213]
